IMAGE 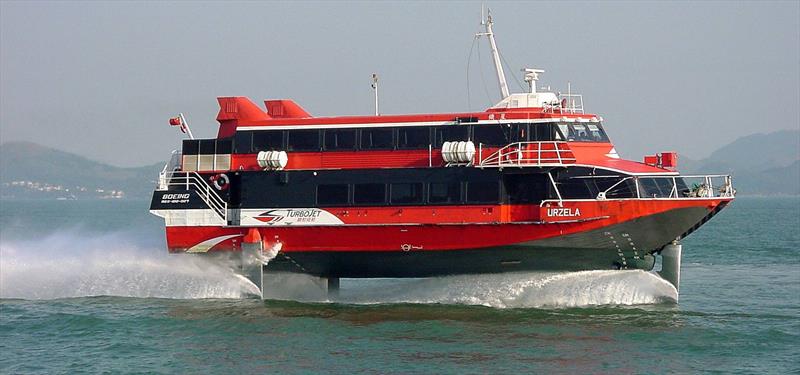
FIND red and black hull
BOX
[153,197,730,278]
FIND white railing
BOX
[158,150,182,190]
[157,171,228,221]
[479,141,577,168]
[541,174,734,206]
[631,174,735,199]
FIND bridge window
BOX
[558,123,609,142]
[473,125,509,146]
[466,181,499,203]
[253,131,284,151]
[390,183,424,204]
[287,130,320,151]
[586,124,608,142]
[317,184,349,206]
[360,128,394,150]
[397,127,430,149]
[353,183,387,205]
[324,129,357,150]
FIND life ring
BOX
[211,173,230,190]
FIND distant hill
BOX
[0,142,162,199]
[680,130,800,195]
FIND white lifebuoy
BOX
[212,173,230,190]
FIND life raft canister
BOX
[210,173,230,190]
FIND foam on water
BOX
[0,230,677,307]
[335,270,678,308]
[0,231,259,299]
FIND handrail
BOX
[479,141,577,168]
[635,174,735,199]
[158,150,182,190]
[156,171,228,221]
[551,174,735,202]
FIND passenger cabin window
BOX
[199,139,216,154]
[216,139,232,154]
[639,178,674,198]
[360,128,394,150]
[317,184,349,206]
[428,182,461,204]
[466,181,499,203]
[287,130,320,151]
[530,123,558,141]
[397,127,430,149]
[435,126,470,146]
[353,183,387,205]
[503,174,549,204]
[510,124,529,142]
[234,132,253,153]
[472,125,509,146]
[182,139,199,155]
[390,183,424,204]
[253,131,284,151]
[324,129,356,150]
[604,178,638,199]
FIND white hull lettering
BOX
[547,208,581,217]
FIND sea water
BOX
[0,198,798,373]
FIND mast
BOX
[371,73,379,116]
[479,9,510,100]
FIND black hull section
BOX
[264,206,721,278]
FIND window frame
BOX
[287,129,321,152]
[353,183,388,205]
[323,128,358,151]
[389,182,425,205]
[359,128,395,150]
[316,184,350,206]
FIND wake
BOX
[337,271,678,308]
[0,231,259,299]
[0,230,677,307]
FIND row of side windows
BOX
[232,123,573,154]
[316,181,500,206]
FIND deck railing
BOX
[628,174,736,199]
[156,171,227,221]
[540,174,735,207]
[479,141,577,168]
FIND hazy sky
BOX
[1,1,798,167]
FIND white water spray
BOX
[0,230,259,299]
[0,230,677,307]
[331,270,678,308]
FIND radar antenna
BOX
[522,68,545,93]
